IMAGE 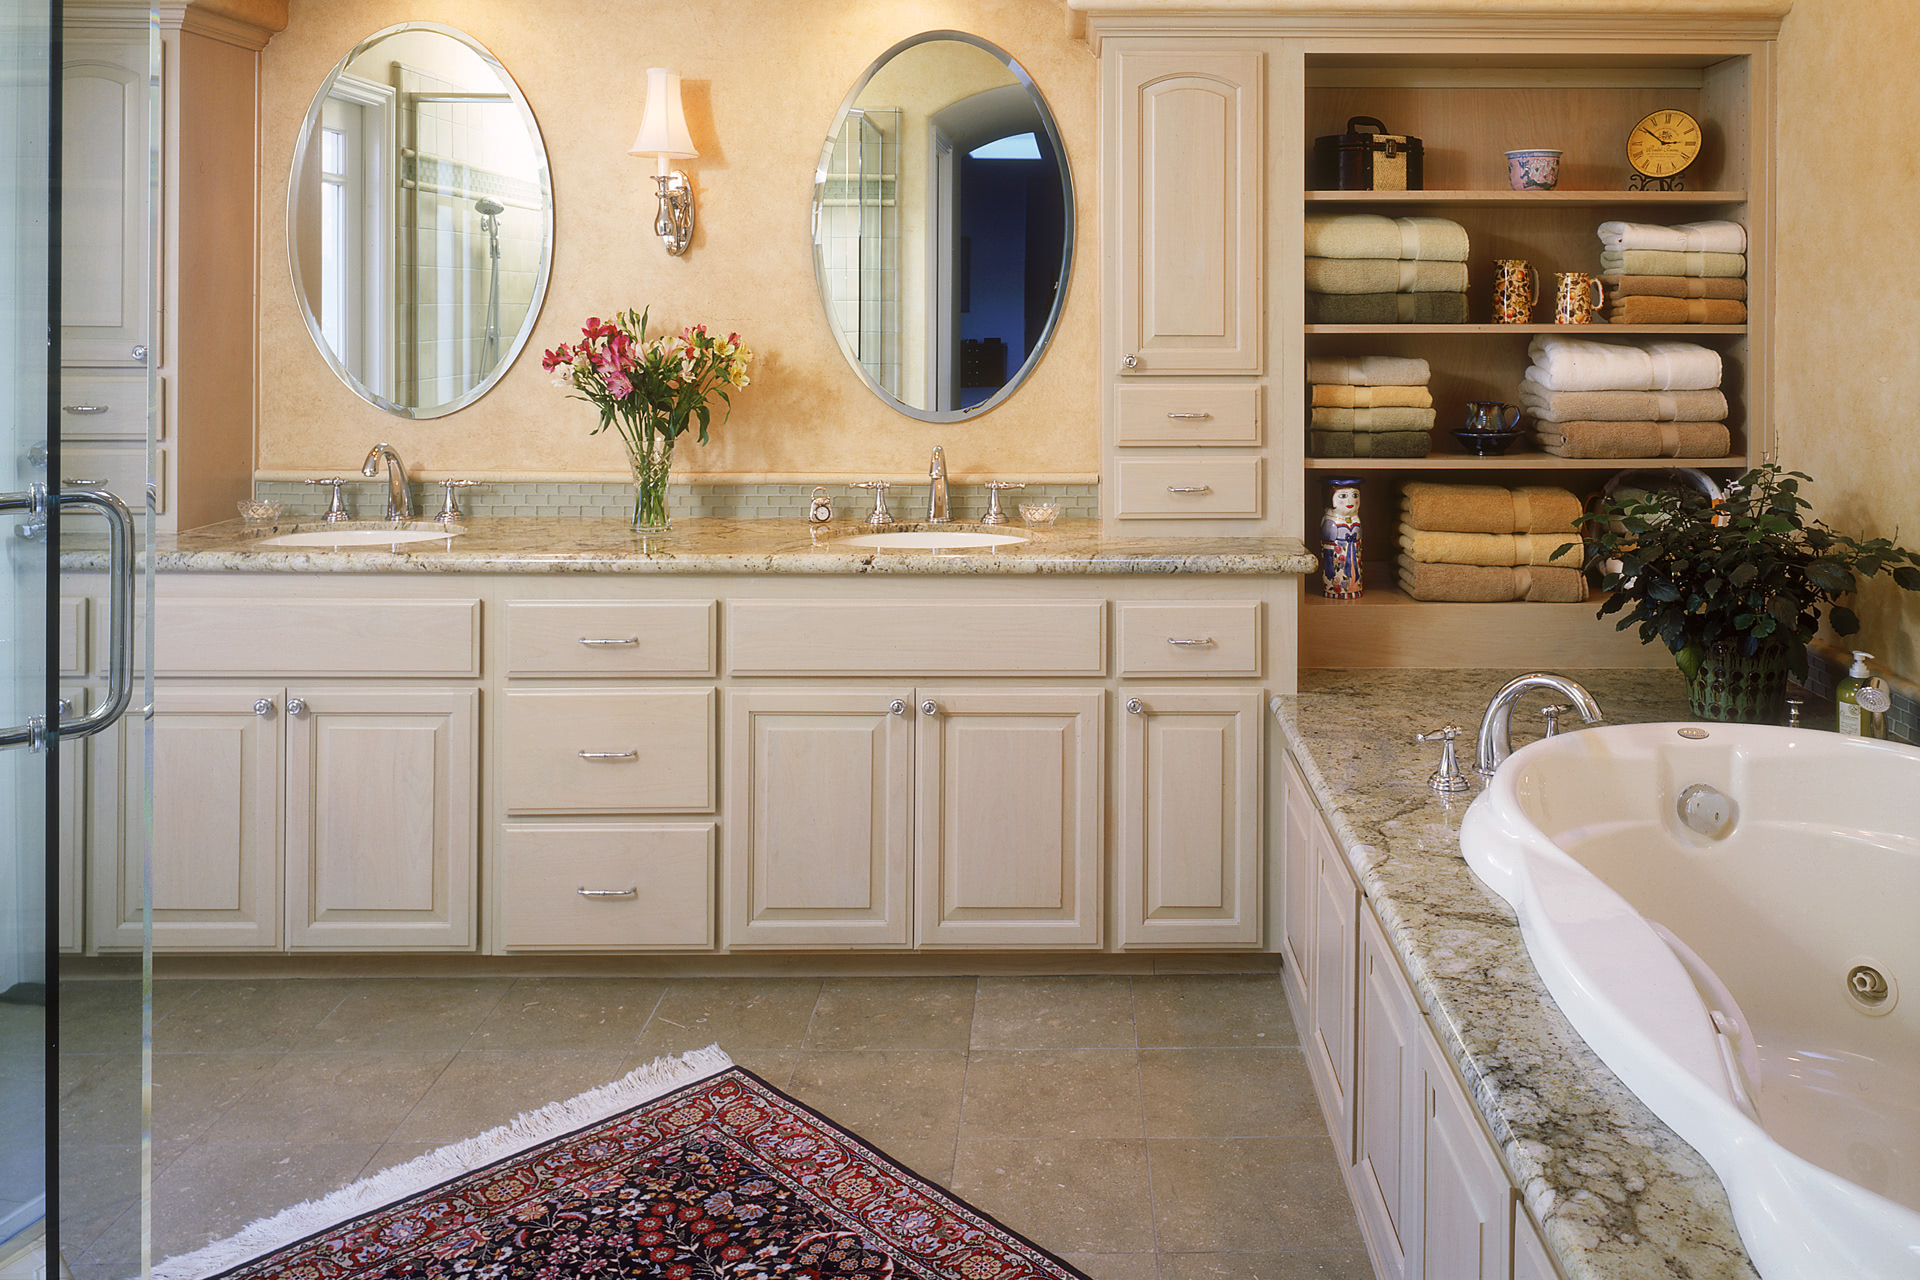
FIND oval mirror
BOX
[287,22,553,418]
[812,32,1074,422]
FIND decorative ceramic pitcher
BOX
[1491,259,1539,323]
[1554,272,1606,324]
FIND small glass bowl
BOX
[236,498,286,526]
[1019,500,1062,528]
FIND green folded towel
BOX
[1303,214,1469,262]
[1304,257,1469,295]
[1598,249,1746,278]
[1311,406,1437,432]
[1306,292,1469,324]
[1310,429,1432,458]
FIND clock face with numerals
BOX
[1627,109,1702,178]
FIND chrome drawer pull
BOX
[63,405,109,415]
[577,749,638,761]
[1165,485,1213,494]
[579,636,639,647]
[1164,412,1212,420]
[577,886,637,898]
[1167,637,1216,648]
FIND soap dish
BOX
[236,498,286,526]
[1019,500,1062,528]
[1451,427,1525,457]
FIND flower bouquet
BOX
[543,309,753,531]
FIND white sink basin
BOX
[257,524,460,548]
[838,530,1028,550]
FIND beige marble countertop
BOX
[61,517,1317,576]
[1274,668,1759,1280]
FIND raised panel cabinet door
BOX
[915,690,1103,948]
[1512,1203,1561,1280]
[1112,49,1262,375]
[1116,689,1262,948]
[57,687,87,953]
[1308,817,1359,1162]
[1354,907,1423,1280]
[1280,752,1316,997]
[1420,1028,1512,1280]
[61,33,150,365]
[93,685,284,951]
[285,688,478,950]
[724,690,913,949]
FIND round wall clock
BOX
[1626,109,1702,189]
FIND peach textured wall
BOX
[256,0,1098,482]
[1774,0,1920,682]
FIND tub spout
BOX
[1475,673,1602,778]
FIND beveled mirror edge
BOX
[286,20,556,421]
[810,29,1076,425]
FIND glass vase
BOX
[626,435,674,533]
[1684,641,1790,723]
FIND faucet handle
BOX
[981,481,1025,526]
[435,478,479,525]
[1415,726,1471,795]
[303,477,353,522]
[850,480,894,528]
[1539,704,1571,737]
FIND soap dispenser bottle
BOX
[1836,650,1875,737]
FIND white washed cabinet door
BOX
[61,32,150,366]
[1420,1027,1512,1280]
[1280,752,1317,992]
[725,690,913,948]
[1355,907,1424,1280]
[95,685,284,951]
[285,688,478,950]
[57,687,87,952]
[915,690,1103,948]
[1116,689,1262,948]
[1111,49,1262,375]
[1309,815,1360,1162]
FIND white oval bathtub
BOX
[1459,722,1920,1280]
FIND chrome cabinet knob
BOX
[889,699,907,716]
[1121,353,1139,370]
[1126,697,1145,716]
[254,697,274,716]
[920,699,939,716]
[286,698,309,716]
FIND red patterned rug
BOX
[155,1049,1084,1280]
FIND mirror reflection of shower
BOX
[475,196,504,371]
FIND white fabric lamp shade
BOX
[630,67,698,160]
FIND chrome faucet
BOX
[1475,673,1603,778]
[927,445,950,523]
[362,443,413,521]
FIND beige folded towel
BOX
[1310,430,1431,458]
[1311,406,1437,432]
[1396,557,1588,603]
[1303,215,1470,262]
[1305,356,1431,387]
[1601,274,1748,300]
[1599,248,1747,278]
[1305,257,1470,295]
[1606,296,1747,325]
[1519,377,1728,422]
[1312,384,1434,409]
[1401,482,1583,535]
[1398,523,1584,567]
[1532,420,1732,459]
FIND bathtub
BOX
[1458,722,1920,1280]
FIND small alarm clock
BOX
[1626,109,1702,189]
[807,486,834,525]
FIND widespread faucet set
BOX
[1418,672,1605,794]
[299,444,471,525]
[848,445,1025,528]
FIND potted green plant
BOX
[1577,465,1920,722]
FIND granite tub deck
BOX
[68,516,1316,576]
[1275,668,1760,1280]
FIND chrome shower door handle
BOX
[56,487,135,744]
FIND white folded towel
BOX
[1596,219,1748,255]
[1526,336,1723,392]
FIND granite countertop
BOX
[60,517,1317,576]
[1273,669,1760,1280]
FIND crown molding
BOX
[65,0,286,50]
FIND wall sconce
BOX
[630,67,699,255]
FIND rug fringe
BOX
[150,1044,735,1280]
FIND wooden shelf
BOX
[1303,453,1746,471]
[1304,189,1746,205]
[1305,324,1747,335]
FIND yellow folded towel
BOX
[1400,483,1583,535]
[1312,384,1434,409]
[1396,557,1588,603]
[1397,524,1584,567]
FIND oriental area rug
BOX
[154,1047,1085,1280]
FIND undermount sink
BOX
[256,523,461,548]
[837,529,1028,550]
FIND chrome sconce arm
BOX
[653,170,694,255]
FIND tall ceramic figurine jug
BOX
[1320,477,1364,599]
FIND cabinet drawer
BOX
[155,598,479,676]
[1116,384,1261,446]
[506,601,716,677]
[1118,602,1262,676]
[498,823,715,950]
[502,689,715,814]
[58,369,150,439]
[62,442,164,515]
[1113,458,1262,519]
[728,601,1106,676]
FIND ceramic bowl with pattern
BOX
[1505,149,1563,191]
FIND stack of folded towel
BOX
[1397,482,1587,603]
[1306,355,1434,458]
[1596,220,1748,324]
[1521,335,1731,458]
[1305,215,1469,325]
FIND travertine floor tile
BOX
[785,1050,967,1145]
[55,1144,187,1256]
[58,980,201,1054]
[1148,1137,1364,1253]
[950,1139,1156,1253]
[635,977,822,1054]
[386,1050,634,1145]
[1058,1254,1161,1280]
[468,977,665,1051]
[203,1051,455,1144]
[971,977,1136,1049]
[961,1050,1143,1140]
[805,978,976,1050]
[1159,1252,1375,1280]
[153,980,358,1053]
[1132,975,1297,1048]
[294,978,513,1052]
[1138,1049,1323,1137]
[59,1052,283,1145]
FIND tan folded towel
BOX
[1601,274,1748,301]
[1401,482,1583,535]
[1305,257,1470,294]
[1599,248,1746,278]
[1532,420,1732,459]
[1310,430,1431,458]
[1607,296,1747,325]
[1397,523,1584,567]
[1304,214,1470,261]
[1311,406,1437,432]
[1312,384,1433,409]
[1306,356,1431,386]
[1519,377,1728,422]
[1396,557,1588,603]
